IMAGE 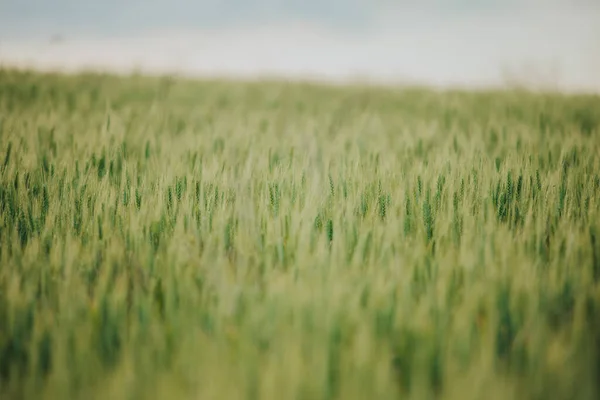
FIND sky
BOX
[4,0,374,37]
[0,1,599,92]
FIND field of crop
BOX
[1,68,600,400]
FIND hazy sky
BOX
[2,0,373,36]
[1,1,598,92]
[1,1,597,37]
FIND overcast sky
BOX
[0,1,598,91]
[1,1,597,37]
[5,0,372,37]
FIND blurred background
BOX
[0,1,599,91]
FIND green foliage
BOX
[0,68,599,399]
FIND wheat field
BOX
[0,68,599,400]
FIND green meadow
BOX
[1,68,599,399]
